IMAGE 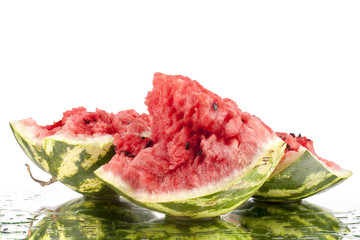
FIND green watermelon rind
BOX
[95,137,286,218]
[253,147,352,202]
[10,121,117,198]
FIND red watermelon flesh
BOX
[20,107,150,140]
[104,73,280,195]
[277,132,341,170]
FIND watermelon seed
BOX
[185,142,190,150]
[212,102,218,111]
[196,149,202,156]
[120,151,135,157]
[290,133,296,138]
[298,134,302,137]
[145,141,153,148]
[84,119,90,125]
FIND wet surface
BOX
[0,192,359,240]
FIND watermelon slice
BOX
[253,132,352,202]
[10,107,151,198]
[95,73,286,218]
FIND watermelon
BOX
[253,132,352,202]
[28,196,250,240]
[10,107,150,198]
[27,196,158,240]
[96,73,286,218]
[225,199,349,239]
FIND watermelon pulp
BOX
[11,107,150,197]
[96,73,285,217]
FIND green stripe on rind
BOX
[10,122,117,198]
[253,149,352,202]
[96,139,286,218]
[41,138,116,197]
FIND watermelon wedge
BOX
[95,73,286,218]
[253,132,352,202]
[10,107,150,198]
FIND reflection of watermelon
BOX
[254,132,352,202]
[96,73,286,218]
[225,199,348,239]
[27,197,158,240]
[28,197,251,240]
[136,216,251,240]
[10,107,150,198]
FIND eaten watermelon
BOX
[10,107,150,198]
[253,132,352,202]
[95,73,286,218]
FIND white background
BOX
[1,1,359,209]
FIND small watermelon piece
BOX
[226,199,347,239]
[253,132,352,202]
[96,73,286,218]
[10,107,150,198]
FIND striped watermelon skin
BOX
[226,199,348,239]
[10,122,117,198]
[253,148,352,202]
[95,138,286,219]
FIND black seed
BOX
[242,119,245,123]
[213,102,218,111]
[290,133,296,138]
[120,151,135,158]
[286,145,292,150]
[84,119,90,125]
[145,141,153,148]
[141,136,146,140]
[185,142,190,150]
[298,134,302,137]
[196,149,202,156]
